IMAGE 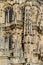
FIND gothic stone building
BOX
[0,0,43,65]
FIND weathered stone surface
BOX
[0,0,43,65]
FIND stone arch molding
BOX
[2,2,12,11]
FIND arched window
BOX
[9,7,13,23]
[5,7,13,23]
[5,9,8,23]
[21,7,25,21]
[9,35,12,50]
[5,35,12,50]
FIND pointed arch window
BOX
[9,35,12,50]
[5,35,12,50]
[21,7,25,21]
[5,7,13,23]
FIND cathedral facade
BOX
[0,0,43,65]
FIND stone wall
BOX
[0,0,43,65]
